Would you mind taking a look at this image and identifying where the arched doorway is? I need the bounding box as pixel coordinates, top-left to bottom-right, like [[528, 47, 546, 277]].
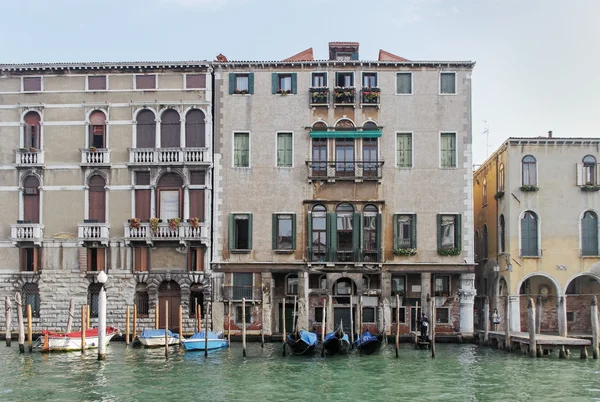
[[518, 274, 560, 333], [158, 280, 181, 330], [565, 274, 600, 334]]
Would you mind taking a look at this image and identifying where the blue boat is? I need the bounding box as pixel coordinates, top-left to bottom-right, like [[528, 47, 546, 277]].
[[353, 331, 384, 355], [180, 331, 228, 351], [322, 325, 351, 355], [136, 329, 180, 348], [286, 330, 318, 355]]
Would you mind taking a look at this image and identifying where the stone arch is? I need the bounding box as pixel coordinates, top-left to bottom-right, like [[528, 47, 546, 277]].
[[133, 107, 158, 121], [84, 168, 109, 187], [19, 170, 43, 188], [311, 120, 328, 129], [516, 272, 561, 296], [564, 272, 600, 295], [151, 168, 186, 187], [334, 117, 355, 129], [517, 272, 561, 334]]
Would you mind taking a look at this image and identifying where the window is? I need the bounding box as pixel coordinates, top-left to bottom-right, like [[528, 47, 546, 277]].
[[88, 76, 107, 91], [334, 278, 354, 295], [396, 72, 412, 94], [582, 211, 599, 256], [233, 132, 250, 167], [312, 72, 327, 87], [87, 248, 106, 272], [188, 247, 205, 271], [434, 276, 450, 296], [440, 133, 456, 168], [436, 308, 450, 324], [273, 214, 295, 250], [136, 110, 156, 148], [286, 274, 298, 295], [135, 285, 149, 317], [89, 111, 106, 148], [391, 275, 406, 295], [392, 307, 406, 323], [311, 138, 327, 177], [232, 273, 254, 300], [23, 77, 42, 92], [88, 283, 102, 318], [583, 155, 597, 185], [499, 214, 506, 253], [567, 312, 575, 323], [499, 163, 505, 191], [482, 178, 487, 206], [522, 155, 537, 186], [229, 73, 254, 94], [363, 138, 378, 177], [394, 214, 417, 249], [19, 248, 40, 272], [185, 109, 206, 148], [483, 224, 488, 260], [438, 214, 461, 250], [440, 72, 456, 94], [310, 205, 327, 261], [309, 274, 326, 290], [186, 74, 206, 89], [335, 72, 354, 87], [336, 53, 352, 61], [521, 211, 539, 256], [189, 284, 204, 317], [23, 111, 41, 149], [133, 247, 149, 272], [314, 307, 323, 323], [363, 205, 379, 259], [157, 173, 183, 220], [335, 139, 355, 176], [23, 175, 40, 224], [21, 284, 40, 318], [362, 72, 377, 88], [89, 175, 106, 223], [136, 75, 156, 90], [277, 132, 293, 167], [396, 133, 412, 168], [362, 307, 376, 323], [272, 73, 296, 94], [235, 305, 252, 324], [160, 109, 181, 148], [230, 214, 252, 251], [336, 203, 355, 261]]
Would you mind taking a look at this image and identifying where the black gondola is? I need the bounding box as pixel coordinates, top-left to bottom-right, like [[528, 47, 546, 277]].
[[285, 329, 318, 355], [322, 324, 351, 355], [353, 331, 385, 355]]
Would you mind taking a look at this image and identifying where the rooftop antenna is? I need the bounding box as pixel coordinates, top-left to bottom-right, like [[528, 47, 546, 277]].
[[482, 121, 490, 158]]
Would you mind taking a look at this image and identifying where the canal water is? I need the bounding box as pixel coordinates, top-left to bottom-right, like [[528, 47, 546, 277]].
[[1, 342, 599, 401]]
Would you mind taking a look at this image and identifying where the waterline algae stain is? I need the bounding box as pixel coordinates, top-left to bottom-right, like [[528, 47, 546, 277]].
[[1, 343, 599, 401]]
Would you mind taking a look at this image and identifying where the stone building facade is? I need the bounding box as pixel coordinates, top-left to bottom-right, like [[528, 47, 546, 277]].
[[473, 135, 600, 334], [212, 42, 477, 338], [0, 62, 214, 334]]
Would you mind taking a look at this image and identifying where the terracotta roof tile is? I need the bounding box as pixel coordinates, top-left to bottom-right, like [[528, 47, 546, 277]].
[[282, 48, 314, 62]]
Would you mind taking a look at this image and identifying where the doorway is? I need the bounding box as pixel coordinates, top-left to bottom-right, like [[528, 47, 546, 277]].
[[158, 280, 181, 331], [278, 302, 295, 333]]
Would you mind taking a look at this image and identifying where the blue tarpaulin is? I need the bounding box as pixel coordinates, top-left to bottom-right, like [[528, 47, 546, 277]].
[[139, 329, 179, 339]]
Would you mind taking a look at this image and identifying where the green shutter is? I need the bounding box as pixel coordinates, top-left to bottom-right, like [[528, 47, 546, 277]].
[[272, 214, 278, 250], [353, 212, 360, 254], [456, 214, 462, 250], [327, 213, 337, 261], [323, 72, 328, 86], [412, 214, 418, 249], [229, 73, 235, 94], [292, 214, 297, 250], [291, 73, 297, 94], [335, 72, 340, 87], [248, 73, 254, 94], [272, 73, 278, 94], [307, 212, 312, 258], [376, 213, 382, 254], [351, 52, 359, 60], [450, 134, 456, 167], [248, 213, 253, 250], [437, 214, 442, 250], [228, 214, 234, 250], [393, 214, 398, 250]]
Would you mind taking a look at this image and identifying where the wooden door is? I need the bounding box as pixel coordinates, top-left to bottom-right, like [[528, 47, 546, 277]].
[[333, 307, 353, 333], [89, 176, 106, 223], [158, 281, 181, 331], [279, 303, 295, 333]]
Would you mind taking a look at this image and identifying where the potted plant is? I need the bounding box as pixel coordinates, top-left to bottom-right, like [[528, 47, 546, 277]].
[[362, 87, 380, 103], [333, 87, 355, 103], [128, 218, 141, 229], [188, 217, 200, 228], [438, 247, 461, 256], [276, 89, 292, 95], [28, 147, 37, 152], [168, 217, 181, 231], [89, 146, 97, 152], [234, 89, 249, 95], [520, 185, 539, 192], [149, 217, 160, 234], [581, 185, 600, 192], [393, 248, 418, 256]]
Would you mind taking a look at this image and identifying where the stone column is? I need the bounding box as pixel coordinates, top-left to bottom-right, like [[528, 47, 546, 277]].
[[110, 242, 118, 271], [150, 186, 156, 218], [261, 272, 273, 335], [509, 295, 521, 332], [557, 296, 567, 337], [297, 271, 309, 331], [459, 273, 476, 336], [211, 272, 225, 332], [381, 272, 392, 335], [183, 186, 190, 220], [420, 273, 431, 309]]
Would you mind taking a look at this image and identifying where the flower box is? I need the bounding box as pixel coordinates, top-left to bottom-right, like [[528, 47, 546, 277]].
[[520, 185, 539, 192], [128, 218, 141, 229], [188, 217, 200, 228], [233, 89, 249, 95], [393, 248, 418, 256], [438, 248, 461, 256], [581, 185, 600, 192]]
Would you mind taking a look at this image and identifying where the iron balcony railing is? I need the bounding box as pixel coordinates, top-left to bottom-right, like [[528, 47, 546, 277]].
[[309, 87, 329, 105], [223, 286, 262, 301], [333, 87, 356, 105], [306, 160, 383, 180], [307, 247, 382, 264], [361, 88, 381, 105]]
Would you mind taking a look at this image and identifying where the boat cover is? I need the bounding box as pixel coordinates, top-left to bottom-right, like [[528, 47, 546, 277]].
[[324, 332, 350, 343], [354, 331, 377, 346], [189, 331, 221, 339], [299, 330, 318, 346], [139, 329, 179, 338]]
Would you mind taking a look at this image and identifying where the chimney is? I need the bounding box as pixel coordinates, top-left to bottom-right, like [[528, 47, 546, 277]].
[[548, 130, 553, 138]]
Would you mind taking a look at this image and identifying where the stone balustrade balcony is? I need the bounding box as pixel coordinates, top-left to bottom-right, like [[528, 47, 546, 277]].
[[11, 223, 44, 246], [78, 222, 110, 246], [80, 148, 111, 166], [124, 221, 208, 245], [14, 149, 44, 168], [128, 147, 211, 166]]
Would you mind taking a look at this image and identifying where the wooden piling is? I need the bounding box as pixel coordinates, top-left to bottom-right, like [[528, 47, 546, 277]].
[[228, 299, 232, 348], [87, 305, 91, 330], [16, 293, 24, 353], [483, 296, 490, 345], [66, 298, 75, 334], [133, 304, 137, 343], [205, 302, 209, 357], [504, 296, 511, 351], [26, 304, 32, 352], [242, 298, 247, 357], [164, 300, 169, 358], [349, 297, 354, 347], [359, 296, 363, 354], [395, 295, 400, 358], [414, 301, 419, 348], [5, 296, 12, 347], [321, 298, 326, 357], [81, 305, 86, 354], [559, 345, 567, 359], [527, 298, 536, 358], [155, 302, 159, 330], [580, 346, 588, 359], [536, 296, 542, 335], [292, 295, 298, 334], [592, 296, 599, 359], [431, 297, 436, 359], [282, 297, 286, 356], [178, 305, 183, 343], [261, 301, 265, 349], [125, 305, 130, 346], [559, 296, 567, 337], [195, 298, 200, 333]]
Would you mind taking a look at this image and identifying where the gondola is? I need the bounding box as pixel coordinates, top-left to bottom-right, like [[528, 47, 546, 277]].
[[286, 329, 318, 355], [353, 330, 385, 355], [322, 324, 351, 355]]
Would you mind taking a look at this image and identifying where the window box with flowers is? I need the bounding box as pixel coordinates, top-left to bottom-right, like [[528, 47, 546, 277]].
[[168, 218, 181, 231], [581, 185, 600, 192], [361, 87, 380, 104], [438, 248, 461, 256], [149, 218, 160, 234], [276, 89, 292, 95], [89, 146, 97, 152], [394, 248, 418, 256], [520, 185, 539, 192], [188, 217, 200, 228], [310, 88, 329, 105], [128, 218, 141, 229], [233, 89, 249, 95], [333, 87, 356, 104]]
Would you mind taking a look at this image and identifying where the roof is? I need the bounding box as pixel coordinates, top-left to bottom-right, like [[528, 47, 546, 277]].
[[282, 48, 314, 62], [378, 49, 409, 62], [0, 60, 210, 72], [329, 42, 359, 46], [212, 60, 475, 68]]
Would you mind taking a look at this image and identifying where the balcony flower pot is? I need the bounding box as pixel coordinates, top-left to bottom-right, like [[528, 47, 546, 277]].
[[438, 247, 461, 256], [128, 218, 141, 229], [581, 185, 600, 192], [28, 147, 37, 152], [89, 146, 97, 153], [520, 185, 539, 192], [393, 248, 418, 256], [188, 217, 200, 228], [149, 218, 160, 234], [168, 218, 181, 231]]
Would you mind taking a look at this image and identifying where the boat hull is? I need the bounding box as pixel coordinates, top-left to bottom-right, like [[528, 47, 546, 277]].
[[37, 329, 119, 352], [285, 340, 316, 356], [181, 338, 228, 351], [323, 338, 351, 355], [138, 336, 179, 348]]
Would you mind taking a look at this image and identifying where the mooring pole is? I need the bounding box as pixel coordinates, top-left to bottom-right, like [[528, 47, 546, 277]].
[[483, 296, 490, 345], [282, 297, 286, 356], [205, 302, 210, 357], [178, 305, 183, 343], [504, 296, 511, 351], [359, 296, 363, 355], [242, 298, 247, 357], [292, 295, 298, 334], [5, 296, 12, 347], [164, 300, 169, 358], [592, 296, 599, 359], [26, 304, 32, 352], [536, 296, 542, 335], [414, 301, 419, 348], [87, 304, 91, 330], [431, 297, 436, 358], [321, 298, 326, 357], [133, 304, 137, 344], [261, 300, 265, 349], [125, 305, 130, 346], [349, 296, 354, 348], [395, 294, 400, 358], [97, 271, 108, 361], [527, 298, 536, 358], [66, 298, 75, 334], [81, 305, 86, 354], [155, 301, 159, 330], [227, 299, 232, 348], [16, 293, 24, 353], [195, 298, 200, 333]]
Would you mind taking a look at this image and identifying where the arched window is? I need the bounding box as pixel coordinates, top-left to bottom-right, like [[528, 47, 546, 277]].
[[335, 119, 355, 130], [333, 278, 355, 295], [24, 111, 41, 149], [21, 283, 40, 318], [157, 173, 183, 220], [286, 274, 298, 295], [583, 155, 597, 185], [483, 224, 488, 259], [582, 211, 599, 256], [522, 155, 537, 186], [310, 205, 327, 261], [189, 283, 204, 318], [499, 214, 506, 253], [89, 110, 106, 148], [135, 284, 149, 317], [23, 175, 40, 223], [160, 109, 180, 148], [521, 211, 539, 256], [88, 283, 103, 318], [312, 121, 327, 130], [136, 110, 156, 148], [482, 178, 487, 205], [499, 163, 505, 191], [336, 203, 355, 261], [363, 205, 379, 261], [88, 175, 106, 223], [185, 109, 206, 148]]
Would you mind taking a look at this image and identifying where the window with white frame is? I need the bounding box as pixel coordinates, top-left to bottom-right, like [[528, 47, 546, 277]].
[[23, 77, 42, 92], [136, 75, 156, 90], [233, 132, 250, 167], [440, 72, 456, 94], [335, 72, 354, 87], [522, 155, 537, 186], [235, 74, 249, 93], [397, 133, 412, 168], [395, 214, 416, 249], [434, 276, 450, 296], [440, 133, 456, 168], [286, 274, 298, 295], [583, 155, 597, 185], [277, 132, 293, 167], [439, 214, 460, 250], [362, 72, 377, 88], [396, 72, 412, 94], [312, 72, 327, 87]]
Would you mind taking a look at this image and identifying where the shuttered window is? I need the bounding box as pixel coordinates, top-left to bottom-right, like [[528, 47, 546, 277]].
[[440, 133, 456, 168], [87, 248, 106, 272], [272, 73, 297, 94], [136, 75, 156, 90], [440, 72, 456, 94], [20, 248, 40, 272], [522, 155, 537, 186], [188, 247, 205, 271], [23, 77, 42, 92], [186, 74, 206, 89], [272, 214, 296, 250], [23, 175, 40, 224], [521, 211, 539, 256], [189, 189, 205, 222], [396, 73, 412, 94], [160, 109, 180, 148], [24, 111, 41, 149], [135, 190, 151, 221], [88, 76, 107, 91], [582, 211, 599, 256], [134, 247, 149, 272], [277, 132, 293, 167], [233, 133, 250, 167], [136, 110, 156, 148], [394, 214, 417, 249], [88, 175, 106, 223], [229, 73, 254, 94], [229, 214, 252, 251], [437, 214, 461, 250], [396, 133, 412, 168], [185, 109, 206, 148]]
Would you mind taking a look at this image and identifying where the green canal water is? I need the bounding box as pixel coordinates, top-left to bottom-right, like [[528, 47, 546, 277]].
[[1, 342, 599, 401]]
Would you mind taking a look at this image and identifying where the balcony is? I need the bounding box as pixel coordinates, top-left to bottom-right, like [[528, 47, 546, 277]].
[[307, 247, 382, 264], [306, 161, 384, 181], [360, 88, 380, 107], [128, 147, 211, 166], [333, 87, 356, 107], [309, 87, 329, 107], [14, 149, 44, 168], [78, 222, 110, 246], [223, 286, 262, 301], [80, 148, 111, 166], [11, 223, 44, 246], [123, 221, 208, 245]]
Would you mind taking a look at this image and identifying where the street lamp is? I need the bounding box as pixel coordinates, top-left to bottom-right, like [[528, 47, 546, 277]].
[[97, 270, 107, 361]]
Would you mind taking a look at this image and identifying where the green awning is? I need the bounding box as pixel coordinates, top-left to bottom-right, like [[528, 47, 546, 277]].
[[309, 130, 382, 139]]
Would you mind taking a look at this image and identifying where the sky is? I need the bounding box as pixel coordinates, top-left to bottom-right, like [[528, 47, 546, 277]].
[[1, 0, 599, 165]]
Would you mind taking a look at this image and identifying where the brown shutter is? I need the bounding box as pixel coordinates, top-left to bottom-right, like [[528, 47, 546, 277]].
[[135, 190, 151, 221], [79, 248, 88, 273], [23, 176, 40, 224], [23, 77, 42, 92], [160, 109, 181, 148], [33, 248, 39, 272], [186, 74, 206, 89], [197, 248, 205, 271], [97, 248, 105, 271], [89, 176, 106, 223], [88, 76, 107, 91], [135, 247, 148, 272], [189, 189, 205, 222], [185, 110, 206, 148]]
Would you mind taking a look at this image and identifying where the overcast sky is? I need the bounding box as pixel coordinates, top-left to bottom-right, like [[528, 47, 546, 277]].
[[1, 0, 598, 165]]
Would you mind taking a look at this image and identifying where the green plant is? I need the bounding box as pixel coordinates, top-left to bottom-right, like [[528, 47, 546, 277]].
[[438, 247, 461, 256], [168, 217, 181, 231], [393, 248, 418, 256], [581, 185, 600, 192], [234, 89, 249, 95], [276, 89, 292, 95], [149, 218, 160, 233], [520, 185, 539, 192], [494, 191, 505, 199], [129, 218, 141, 229]]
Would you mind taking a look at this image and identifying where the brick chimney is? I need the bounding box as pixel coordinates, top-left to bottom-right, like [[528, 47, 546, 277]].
[[548, 130, 553, 138]]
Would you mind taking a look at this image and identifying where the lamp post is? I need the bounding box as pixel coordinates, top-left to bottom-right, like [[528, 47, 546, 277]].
[[97, 270, 108, 361]]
